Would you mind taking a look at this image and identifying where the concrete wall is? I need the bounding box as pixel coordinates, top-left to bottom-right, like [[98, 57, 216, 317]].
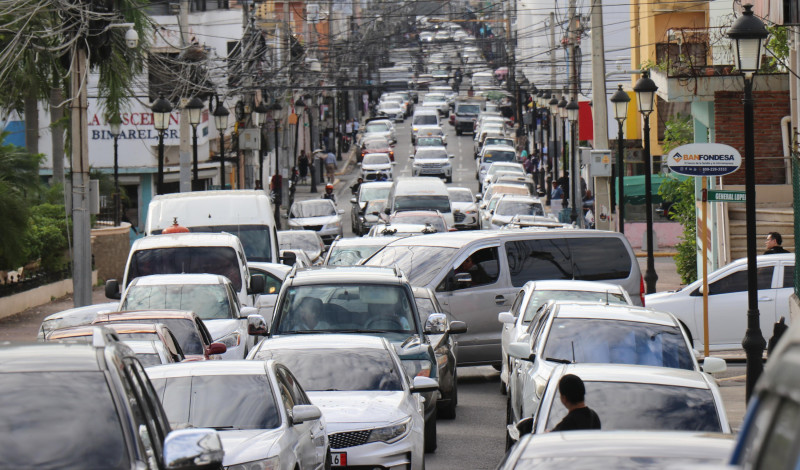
[[91, 223, 131, 282], [0, 271, 98, 321]]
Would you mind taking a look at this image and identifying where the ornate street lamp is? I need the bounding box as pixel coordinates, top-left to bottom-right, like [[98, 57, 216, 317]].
[[186, 96, 204, 190], [108, 115, 122, 226], [212, 98, 230, 189], [253, 101, 269, 188], [566, 98, 580, 226], [727, 3, 769, 400], [557, 96, 568, 184], [151, 95, 173, 195], [610, 84, 631, 234], [633, 70, 659, 294]]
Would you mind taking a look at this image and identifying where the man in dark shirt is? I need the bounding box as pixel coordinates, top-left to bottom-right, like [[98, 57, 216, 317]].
[[551, 374, 601, 432], [764, 232, 790, 255]]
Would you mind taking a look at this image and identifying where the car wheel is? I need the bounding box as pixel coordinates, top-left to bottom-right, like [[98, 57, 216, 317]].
[[445, 175, 452, 183], [492, 362, 502, 372], [424, 415, 437, 453], [505, 398, 515, 451], [437, 368, 457, 419]]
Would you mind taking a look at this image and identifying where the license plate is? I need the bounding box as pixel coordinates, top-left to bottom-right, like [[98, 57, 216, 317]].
[[332, 452, 347, 467]]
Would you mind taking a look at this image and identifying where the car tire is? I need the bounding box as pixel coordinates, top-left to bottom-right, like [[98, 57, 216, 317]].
[[446, 175, 452, 183], [505, 398, 515, 451], [500, 376, 507, 395], [424, 415, 437, 453], [437, 371, 457, 419]]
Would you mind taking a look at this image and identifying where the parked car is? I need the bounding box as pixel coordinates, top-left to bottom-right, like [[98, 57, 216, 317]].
[[360, 152, 395, 181], [447, 187, 480, 230], [0, 332, 224, 469], [500, 431, 734, 470], [351, 181, 393, 235], [248, 335, 437, 469], [279, 229, 326, 264], [147, 360, 329, 469], [505, 302, 726, 445], [497, 280, 633, 393], [645, 253, 794, 350], [287, 199, 345, 245]]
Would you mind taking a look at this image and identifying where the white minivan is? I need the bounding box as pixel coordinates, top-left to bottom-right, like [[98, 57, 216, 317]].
[[145, 190, 281, 264], [386, 177, 455, 228]]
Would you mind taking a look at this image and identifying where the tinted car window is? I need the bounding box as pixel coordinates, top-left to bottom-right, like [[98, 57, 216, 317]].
[[546, 382, 721, 432], [0, 371, 130, 469], [568, 238, 632, 281], [359, 186, 392, 203], [129, 246, 242, 291], [541, 318, 695, 370], [393, 195, 451, 213], [167, 225, 273, 262], [783, 265, 795, 288], [709, 266, 774, 295], [254, 349, 404, 391], [366, 245, 459, 286], [414, 115, 438, 126], [122, 284, 232, 320], [152, 375, 281, 430], [482, 151, 515, 163]]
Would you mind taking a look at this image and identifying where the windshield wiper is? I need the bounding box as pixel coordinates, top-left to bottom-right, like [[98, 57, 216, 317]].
[[329, 329, 404, 334], [211, 426, 241, 430], [545, 357, 573, 364]]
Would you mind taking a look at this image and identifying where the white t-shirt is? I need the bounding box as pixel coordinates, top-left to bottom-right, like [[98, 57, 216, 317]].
[[345, 121, 353, 134]]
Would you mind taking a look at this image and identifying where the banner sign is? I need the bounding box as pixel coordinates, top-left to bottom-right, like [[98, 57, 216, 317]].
[[666, 143, 741, 177]]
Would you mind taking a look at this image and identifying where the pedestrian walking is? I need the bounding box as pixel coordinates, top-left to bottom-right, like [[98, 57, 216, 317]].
[[549, 374, 601, 432], [352, 119, 359, 143], [550, 180, 563, 200], [764, 232, 790, 254], [298, 149, 309, 184], [325, 149, 337, 183]]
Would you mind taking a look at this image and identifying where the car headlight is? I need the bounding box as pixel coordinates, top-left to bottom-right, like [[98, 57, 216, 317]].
[[227, 456, 279, 470], [216, 331, 241, 348], [366, 417, 412, 444], [402, 359, 432, 378], [465, 210, 478, 215]]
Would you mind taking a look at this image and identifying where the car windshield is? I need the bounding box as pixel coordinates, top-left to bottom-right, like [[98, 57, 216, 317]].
[[496, 201, 544, 217], [152, 375, 281, 430], [365, 245, 458, 286], [457, 104, 481, 114], [448, 190, 473, 203], [522, 290, 628, 321], [278, 231, 322, 257], [291, 201, 336, 218], [485, 138, 514, 147], [483, 150, 516, 163], [545, 381, 721, 432], [159, 225, 274, 262], [416, 137, 444, 146], [0, 371, 130, 469], [390, 213, 446, 232], [99, 318, 204, 356], [363, 154, 391, 165], [393, 195, 451, 213], [414, 115, 438, 126], [121, 284, 232, 320], [541, 318, 695, 370], [253, 349, 404, 391], [488, 165, 522, 176], [364, 140, 389, 150], [275, 284, 417, 334], [359, 186, 391, 203], [366, 123, 390, 133], [327, 245, 386, 266], [128, 246, 242, 291], [415, 148, 447, 160]]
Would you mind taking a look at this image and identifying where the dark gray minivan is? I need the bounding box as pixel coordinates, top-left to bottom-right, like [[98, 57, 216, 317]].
[[365, 230, 642, 366]]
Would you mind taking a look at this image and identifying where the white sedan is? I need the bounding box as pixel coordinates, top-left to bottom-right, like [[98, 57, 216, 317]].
[[497, 280, 633, 392], [287, 199, 345, 245], [147, 360, 330, 470], [645, 253, 794, 351], [447, 187, 480, 230], [249, 334, 437, 470], [483, 195, 545, 229]]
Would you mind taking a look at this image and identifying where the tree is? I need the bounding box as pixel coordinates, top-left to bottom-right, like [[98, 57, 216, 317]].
[[0, 135, 43, 269]]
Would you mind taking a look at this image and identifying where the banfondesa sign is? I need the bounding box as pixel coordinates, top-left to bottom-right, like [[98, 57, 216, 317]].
[[666, 143, 742, 177]]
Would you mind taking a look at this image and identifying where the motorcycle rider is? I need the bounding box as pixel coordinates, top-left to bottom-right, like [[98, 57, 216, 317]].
[[322, 183, 336, 203]]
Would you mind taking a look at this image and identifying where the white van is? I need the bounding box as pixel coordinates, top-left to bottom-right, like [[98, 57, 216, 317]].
[[105, 232, 264, 308], [410, 109, 441, 144], [386, 177, 454, 228], [145, 190, 280, 264]]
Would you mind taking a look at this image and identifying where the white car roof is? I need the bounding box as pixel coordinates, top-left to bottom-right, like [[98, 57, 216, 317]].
[[147, 360, 269, 378], [551, 302, 676, 326], [557, 363, 712, 389], [483, 145, 516, 152], [132, 232, 244, 250], [130, 273, 226, 286], [255, 334, 389, 352], [527, 279, 628, 293]]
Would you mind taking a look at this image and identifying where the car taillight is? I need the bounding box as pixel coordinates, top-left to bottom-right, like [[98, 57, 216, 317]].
[[640, 275, 645, 306]]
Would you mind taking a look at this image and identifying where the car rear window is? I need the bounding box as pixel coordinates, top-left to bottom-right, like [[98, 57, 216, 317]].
[[505, 237, 632, 287], [129, 246, 242, 291]]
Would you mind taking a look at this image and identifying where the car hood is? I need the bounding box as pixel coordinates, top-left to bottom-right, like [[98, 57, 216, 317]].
[[289, 215, 340, 226], [219, 428, 282, 466], [204, 318, 243, 341], [362, 163, 392, 171], [414, 158, 449, 165], [451, 202, 476, 211], [307, 391, 408, 428]]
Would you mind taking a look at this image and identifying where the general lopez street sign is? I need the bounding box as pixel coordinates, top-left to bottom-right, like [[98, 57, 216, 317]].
[[666, 143, 742, 177]]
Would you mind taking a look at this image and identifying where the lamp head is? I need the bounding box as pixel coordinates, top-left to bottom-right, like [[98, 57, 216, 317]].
[[633, 71, 658, 115], [151, 95, 173, 131], [726, 4, 769, 76], [609, 84, 631, 122]]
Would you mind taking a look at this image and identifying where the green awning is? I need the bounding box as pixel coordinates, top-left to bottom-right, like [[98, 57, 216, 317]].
[[615, 174, 689, 205]]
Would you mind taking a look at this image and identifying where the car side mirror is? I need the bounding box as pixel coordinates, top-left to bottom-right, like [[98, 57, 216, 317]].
[[350, 197, 357, 204], [247, 314, 268, 336], [455, 273, 472, 285], [508, 341, 532, 360], [281, 251, 297, 266], [424, 313, 448, 334], [248, 274, 265, 295], [105, 279, 121, 300], [206, 342, 227, 356], [448, 320, 467, 334], [384, 208, 391, 215], [702, 356, 727, 374], [498, 311, 516, 324], [239, 306, 258, 319], [411, 376, 439, 393], [409, 155, 414, 159], [449, 154, 455, 159], [291, 404, 322, 424], [163, 428, 224, 469]]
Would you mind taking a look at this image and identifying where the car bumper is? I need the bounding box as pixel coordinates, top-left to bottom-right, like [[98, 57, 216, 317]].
[[331, 434, 423, 470], [412, 167, 452, 178]]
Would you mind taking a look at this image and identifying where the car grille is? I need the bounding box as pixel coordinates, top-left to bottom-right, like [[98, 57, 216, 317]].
[[330, 430, 371, 449], [420, 163, 443, 168], [304, 225, 323, 231], [454, 212, 466, 222]]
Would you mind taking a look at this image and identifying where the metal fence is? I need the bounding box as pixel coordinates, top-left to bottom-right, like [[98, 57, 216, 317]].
[[0, 266, 72, 298]]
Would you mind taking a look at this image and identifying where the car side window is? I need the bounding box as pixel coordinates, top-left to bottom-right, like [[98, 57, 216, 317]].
[[708, 266, 774, 295], [447, 247, 500, 291], [510, 290, 525, 317], [122, 359, 164, 467], [505, 239, 571, 287], [274, 368, 297, 414], [196, 319, 213, 346], [755, 397, 800, 469], [278, 365, 312, 406], [783, 265, 795, 289]]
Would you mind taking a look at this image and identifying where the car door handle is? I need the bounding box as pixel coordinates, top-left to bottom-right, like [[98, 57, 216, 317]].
[[495, 295, 505, 305], [758, 297, 774, 302]]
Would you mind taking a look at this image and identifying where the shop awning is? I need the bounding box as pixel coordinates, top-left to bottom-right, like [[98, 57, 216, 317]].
[[616, 174, 689, 205]]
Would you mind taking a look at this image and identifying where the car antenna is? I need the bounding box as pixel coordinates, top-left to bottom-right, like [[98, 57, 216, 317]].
[[605, 291, 610, 305], [571, 341, 576, 364]]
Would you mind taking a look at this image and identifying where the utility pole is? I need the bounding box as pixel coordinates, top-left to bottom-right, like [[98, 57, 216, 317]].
[[178, 0, 192, 192], [590, 0, 613, 230], [70, 47, 92, 307], [568, 0, 582, 228], [549, 12, 557, 184]]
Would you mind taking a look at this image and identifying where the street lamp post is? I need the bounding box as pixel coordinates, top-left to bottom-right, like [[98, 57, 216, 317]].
[[108, 115, 121, 226], [212, 98, 230, 189], [610, 84, 631, 234], [151, 95, 173, 195], [727, 3, 769, 400], [633, 70, 659, 294], [293, 97, 306, 187], [269, 102, 283, 177], [566, 98, 580, 226], [253, 101, 269, 188], [557, 96, 568, 177], [186, 96, 204, 190], [549, 93, 559, 184]]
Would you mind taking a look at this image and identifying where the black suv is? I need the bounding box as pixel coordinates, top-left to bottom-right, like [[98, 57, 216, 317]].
[[0, 328, 224, 469]]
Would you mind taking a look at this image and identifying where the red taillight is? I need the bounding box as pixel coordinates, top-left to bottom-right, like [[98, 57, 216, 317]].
[[640, 275, 645, 306]]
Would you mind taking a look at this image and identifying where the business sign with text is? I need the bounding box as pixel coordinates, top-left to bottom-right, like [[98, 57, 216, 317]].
[[666, 143, 741, 177]]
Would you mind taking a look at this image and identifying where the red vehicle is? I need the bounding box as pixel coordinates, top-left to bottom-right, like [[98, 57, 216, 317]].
[[360, 137, 394, 162]]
